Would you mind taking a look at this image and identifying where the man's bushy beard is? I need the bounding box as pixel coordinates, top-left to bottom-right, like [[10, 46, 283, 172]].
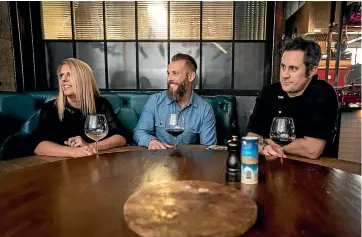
[[166, 79, 188, 101]]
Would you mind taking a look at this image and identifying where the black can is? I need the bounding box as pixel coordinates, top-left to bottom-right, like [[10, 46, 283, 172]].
[[226, 135, 241, 182]]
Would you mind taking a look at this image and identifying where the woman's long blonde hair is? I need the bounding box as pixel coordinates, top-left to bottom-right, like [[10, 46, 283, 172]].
[[56, 58, 100, 121]]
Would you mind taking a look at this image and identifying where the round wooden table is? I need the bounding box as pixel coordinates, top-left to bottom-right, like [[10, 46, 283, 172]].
[[0, 147, 360, 237]]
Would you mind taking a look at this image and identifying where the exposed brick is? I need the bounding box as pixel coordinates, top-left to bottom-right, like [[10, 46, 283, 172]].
[[0, 1, 15, 92]]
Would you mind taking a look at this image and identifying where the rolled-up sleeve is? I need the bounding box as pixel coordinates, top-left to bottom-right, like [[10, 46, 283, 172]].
[[133, 95, 158, 147], [200, 104, 217, 145]]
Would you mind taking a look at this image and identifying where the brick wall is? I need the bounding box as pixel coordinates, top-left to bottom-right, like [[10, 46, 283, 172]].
[[272, 1, 285, 83], [0, 1, 15, 91]]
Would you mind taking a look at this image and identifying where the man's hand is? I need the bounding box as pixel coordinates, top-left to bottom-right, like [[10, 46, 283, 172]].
[[148, 139, 175, 150], [262, 139, 287, 158], [65, 136, 88, 147], [70, 146, 97, 158]]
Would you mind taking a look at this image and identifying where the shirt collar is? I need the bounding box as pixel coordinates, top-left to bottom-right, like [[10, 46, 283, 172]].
[[165, 91, 198, 108]]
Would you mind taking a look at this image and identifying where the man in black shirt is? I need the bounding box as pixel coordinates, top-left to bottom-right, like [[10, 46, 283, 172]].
[[247, 37, 339, 159]]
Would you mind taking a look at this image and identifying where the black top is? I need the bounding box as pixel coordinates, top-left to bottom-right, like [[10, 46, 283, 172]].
[[32, 96, 124, 147], [247, 76, 339, 145]]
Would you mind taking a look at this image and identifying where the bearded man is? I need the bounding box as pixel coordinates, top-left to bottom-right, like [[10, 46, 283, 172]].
[[134, 53, 217, 149]]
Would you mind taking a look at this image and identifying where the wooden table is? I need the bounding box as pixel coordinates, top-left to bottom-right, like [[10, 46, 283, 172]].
[[1, 146, 360, 175], [0, 147, 361, 237]]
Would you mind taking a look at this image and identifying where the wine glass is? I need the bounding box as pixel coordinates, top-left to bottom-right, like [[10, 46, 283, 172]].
[[84, 114, 109, 158], [269, 116, 296, 147], [165, 113, 185, 149]]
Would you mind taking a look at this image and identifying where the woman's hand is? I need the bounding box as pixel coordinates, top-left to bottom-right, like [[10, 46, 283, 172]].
[[70, 146, 97, 158], [65, 136, 88, 147]]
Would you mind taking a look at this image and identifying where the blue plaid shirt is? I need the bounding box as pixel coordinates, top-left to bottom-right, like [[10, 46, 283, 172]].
[[134, 91, 217, 147]]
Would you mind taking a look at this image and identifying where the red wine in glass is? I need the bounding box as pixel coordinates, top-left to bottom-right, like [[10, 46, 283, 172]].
[[269, 116, 296, 147], [165, 113, 185, 148], [166, 128, 184, 137], [270, 136, 294, 146]]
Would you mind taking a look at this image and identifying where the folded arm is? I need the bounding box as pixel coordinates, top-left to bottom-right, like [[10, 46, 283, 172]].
[[282, 136, 326, 159], [35, 141, 73, 157], [34, 141, 94, 157], [35, 134, 126, 157], [285, 87, 338, 159], [94, 134, 126, 150], [247, 132, 326, 159]]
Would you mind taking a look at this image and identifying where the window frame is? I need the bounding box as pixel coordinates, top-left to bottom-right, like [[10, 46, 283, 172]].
[[9, 1, 275, 95]]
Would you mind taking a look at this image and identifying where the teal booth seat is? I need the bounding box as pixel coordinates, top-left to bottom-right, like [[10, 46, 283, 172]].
[[0, 91, 238, 159]]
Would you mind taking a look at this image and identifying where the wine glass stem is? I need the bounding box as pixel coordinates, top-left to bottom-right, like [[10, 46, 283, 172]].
[[174, 136, 177, 149], [96, 141, 99, 158]]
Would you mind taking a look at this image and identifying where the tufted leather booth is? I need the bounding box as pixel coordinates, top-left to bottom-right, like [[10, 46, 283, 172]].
[[0, 91, 238, 159]]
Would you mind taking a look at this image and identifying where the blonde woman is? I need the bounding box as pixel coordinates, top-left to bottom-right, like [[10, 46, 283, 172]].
[[33, 58, 126, 158]]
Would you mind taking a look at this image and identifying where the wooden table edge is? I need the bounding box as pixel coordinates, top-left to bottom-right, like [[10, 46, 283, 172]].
[[0, 145, 360, 175]]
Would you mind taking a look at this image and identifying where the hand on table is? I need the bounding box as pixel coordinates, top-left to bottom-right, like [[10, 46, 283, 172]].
[[65, 136, 88, 148], [262, 139, 287, 159], [65, 136, 97, 157], [70, 146, 97, 158], [148, 139, 175, 150]]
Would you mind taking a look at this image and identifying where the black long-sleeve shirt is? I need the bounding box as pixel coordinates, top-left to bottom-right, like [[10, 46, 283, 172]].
[[32, 96, 125, 147]]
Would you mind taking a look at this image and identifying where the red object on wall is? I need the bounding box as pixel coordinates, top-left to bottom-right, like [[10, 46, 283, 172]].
[[344, 2, 361, 26], [335, 84, 361, 108], [317, 66, 351, 87]]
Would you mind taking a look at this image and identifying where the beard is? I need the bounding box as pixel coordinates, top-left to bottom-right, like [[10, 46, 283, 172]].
[[166, 79, 188, 102]]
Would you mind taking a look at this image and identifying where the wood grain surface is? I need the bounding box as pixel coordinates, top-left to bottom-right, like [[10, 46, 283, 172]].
[[0, 148, 360, 237], [124, 180, 257, 237], [1, 145, 360, 175]]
